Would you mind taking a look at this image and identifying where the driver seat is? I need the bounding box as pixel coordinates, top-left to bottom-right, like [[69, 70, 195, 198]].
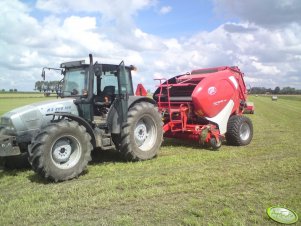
[[95, 85, 115, 105], [102, 86, 115, 102]]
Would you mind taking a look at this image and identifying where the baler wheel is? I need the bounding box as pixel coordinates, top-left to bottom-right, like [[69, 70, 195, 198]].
[[28, 120, 92, 182], [210, 137, 222, 150], [119, 102, 163, 161], [226, 115, 253, 146]]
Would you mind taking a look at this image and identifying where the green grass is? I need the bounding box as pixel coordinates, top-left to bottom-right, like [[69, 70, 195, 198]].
[[0, 92, 48, 98], [0, 95, 300, 225], [0, 93, 55, 115]]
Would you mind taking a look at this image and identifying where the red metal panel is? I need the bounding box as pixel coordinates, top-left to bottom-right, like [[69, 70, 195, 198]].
[[135, 83, 147, 96], [192, 70, 237, 117]]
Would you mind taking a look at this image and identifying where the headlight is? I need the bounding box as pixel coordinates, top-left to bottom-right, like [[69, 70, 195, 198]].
[[0, 117, 15, 132], [1, 117, 10, 125]]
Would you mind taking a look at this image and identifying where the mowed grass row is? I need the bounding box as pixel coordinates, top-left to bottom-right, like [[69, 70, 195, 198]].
[[0, 95, 300, 225]]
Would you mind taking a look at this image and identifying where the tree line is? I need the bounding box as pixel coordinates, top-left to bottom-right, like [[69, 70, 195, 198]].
[[0, 81, 63, 93], [249, 86, 301, 95], [1, 89, 18, 92], [34, 81, 63, 93]]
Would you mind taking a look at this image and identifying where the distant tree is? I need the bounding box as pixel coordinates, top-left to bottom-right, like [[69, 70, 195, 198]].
[[9, 89, 13, 92], [35, 80, 61, 94], [1, 89, 5, 92], [251, 87, 267, 94], [274, 86, 280, 94], [13, 89, 17, 92], [248, 86, 301, 95], [266, 88, 272, 94], [281, 87, 295, 94], [35, 81, 42, 92]]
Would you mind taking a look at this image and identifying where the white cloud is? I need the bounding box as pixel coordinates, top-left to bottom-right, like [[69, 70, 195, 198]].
[[213, 0, 301, 27], [36, 0, 155, 28], [36, 0, 154, 14], [251, 61, 280, 75], [0, 0, 300, 93], [159, 6, 172, 15]]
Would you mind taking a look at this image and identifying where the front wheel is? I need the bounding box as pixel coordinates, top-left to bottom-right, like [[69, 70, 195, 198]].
[[28, 120, 93, 182], [118, 102, 163, 161], [226, 115, 253, 146]]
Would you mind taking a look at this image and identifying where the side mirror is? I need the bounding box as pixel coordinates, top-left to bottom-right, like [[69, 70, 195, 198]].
[[41, 69, 45, 80], [94, 64, 102, 77]]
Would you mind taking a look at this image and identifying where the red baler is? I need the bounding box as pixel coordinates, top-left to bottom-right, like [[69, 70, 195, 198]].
[[153, 66, 253, 149]]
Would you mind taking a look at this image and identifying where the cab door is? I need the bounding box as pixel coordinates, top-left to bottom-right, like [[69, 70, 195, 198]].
[[117, 61, 129, 124]]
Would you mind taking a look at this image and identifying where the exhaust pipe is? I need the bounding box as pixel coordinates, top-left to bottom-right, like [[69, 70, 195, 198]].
[[89, 53, 93, 65]]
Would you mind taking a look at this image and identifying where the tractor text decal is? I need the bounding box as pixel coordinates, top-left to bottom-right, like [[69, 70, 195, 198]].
[[47, 106, 72, 113]]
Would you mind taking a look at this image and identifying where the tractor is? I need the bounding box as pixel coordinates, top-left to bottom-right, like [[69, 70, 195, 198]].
[[153, 66, 253, 149], [0, 54, 163, 181]]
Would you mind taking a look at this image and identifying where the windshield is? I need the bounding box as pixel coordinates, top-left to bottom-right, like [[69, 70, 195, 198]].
[[62, 68, 88, 96]]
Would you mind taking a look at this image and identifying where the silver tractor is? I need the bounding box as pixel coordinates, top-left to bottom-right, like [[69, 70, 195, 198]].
[[0, 54, 163, 182]]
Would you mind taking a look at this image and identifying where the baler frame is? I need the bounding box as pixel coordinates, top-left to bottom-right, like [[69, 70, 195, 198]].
[[154, 66, 253, 150], [155, 78, 221, 148]]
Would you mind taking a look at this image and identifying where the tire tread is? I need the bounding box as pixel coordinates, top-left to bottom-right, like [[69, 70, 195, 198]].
[[28, 120, 92, 182]]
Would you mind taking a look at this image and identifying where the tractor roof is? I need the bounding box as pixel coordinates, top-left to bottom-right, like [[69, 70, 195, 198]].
[[60, 60, 134, 71]]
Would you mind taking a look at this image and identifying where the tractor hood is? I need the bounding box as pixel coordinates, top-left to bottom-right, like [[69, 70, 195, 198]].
[[0, 98, 78, 136]]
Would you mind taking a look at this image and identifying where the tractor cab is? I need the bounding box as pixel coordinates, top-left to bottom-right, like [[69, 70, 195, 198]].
[[60, 61, 133, 100], [47, 55, 135, 124]]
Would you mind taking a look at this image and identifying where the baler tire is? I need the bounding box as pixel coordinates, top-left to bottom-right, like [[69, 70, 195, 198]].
[[28, 120, 92, 182], [210, 137, 222, 150], [226, 115, 253, 146], [119, 102, 163, 161]]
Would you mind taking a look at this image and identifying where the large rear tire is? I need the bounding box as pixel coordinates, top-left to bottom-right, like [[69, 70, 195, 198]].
[[28, 120, 92, 182], [118, 102, 163, 161], [226, 115, 253, 146]]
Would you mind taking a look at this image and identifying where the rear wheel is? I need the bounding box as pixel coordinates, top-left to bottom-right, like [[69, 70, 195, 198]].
[[119, 102, 163, 161], [226, 115, 253, 146], [28, 120, 92, 182]]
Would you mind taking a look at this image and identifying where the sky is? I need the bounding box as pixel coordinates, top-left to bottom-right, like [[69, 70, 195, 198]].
[[0, 0, 301, 92]]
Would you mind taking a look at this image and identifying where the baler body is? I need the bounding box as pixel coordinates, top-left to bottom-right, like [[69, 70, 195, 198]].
[[153, 66, 250, 148]]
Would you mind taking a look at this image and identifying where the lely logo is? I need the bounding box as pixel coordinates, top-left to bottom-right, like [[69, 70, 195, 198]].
[[267, 207, 298, 224], [208, 86, 217, 95]]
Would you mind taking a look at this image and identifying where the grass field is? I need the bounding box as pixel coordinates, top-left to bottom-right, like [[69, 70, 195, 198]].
[[0, 93, 56, 115], [0, 94, 300, 225]]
